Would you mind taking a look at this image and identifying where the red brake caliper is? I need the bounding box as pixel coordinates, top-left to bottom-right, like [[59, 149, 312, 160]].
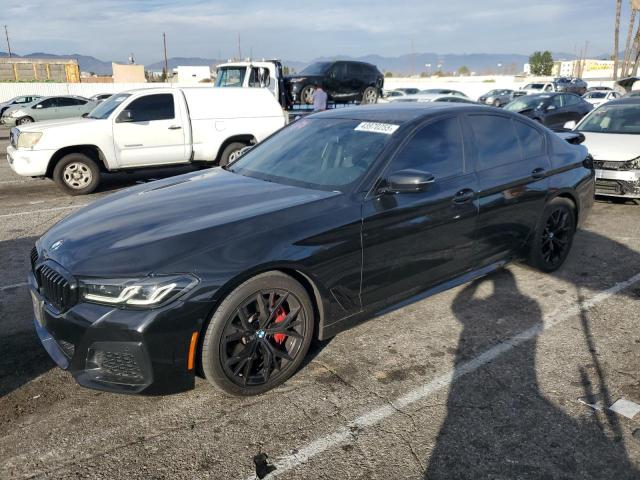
[[273, 306, 287, 345]]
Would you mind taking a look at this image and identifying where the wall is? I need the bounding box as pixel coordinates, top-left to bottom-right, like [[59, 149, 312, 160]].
[[111, 63, 146, 83]]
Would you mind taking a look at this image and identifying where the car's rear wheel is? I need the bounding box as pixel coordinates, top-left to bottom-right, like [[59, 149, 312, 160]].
[[201, 271, 314, 396], [361, 87, 378, 104], [527, 197, 576, 272], [300, 85, 315, 105], [17, 116, 33, 125], [219, 142, 248, 167], [52, 153, 101, 195]]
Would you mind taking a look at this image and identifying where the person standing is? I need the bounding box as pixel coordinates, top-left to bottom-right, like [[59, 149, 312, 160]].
[[312, 83, 328, 111]]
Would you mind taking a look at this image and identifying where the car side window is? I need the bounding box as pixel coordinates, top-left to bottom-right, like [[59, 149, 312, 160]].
[[330, 62, 347, 80], [513, 120, 545, 158], [38, 98, 58, 108], [391, 117, 464, 179], [126, 94, 175, 121], [552, 95, 563, 108], [57, 97, 76, 107], [563, 95, 579, 106], [468, 114, 522, 170]]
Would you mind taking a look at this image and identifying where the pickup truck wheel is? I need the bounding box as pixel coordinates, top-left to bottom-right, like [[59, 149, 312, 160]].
[[17, 116, 34, 125], [219, 142, 247, 167], [53, 153, 101, 195], [300, 85, 315, 105], [361, 87, 378, 104]]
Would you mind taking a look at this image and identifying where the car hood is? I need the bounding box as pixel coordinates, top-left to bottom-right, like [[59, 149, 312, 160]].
[[579, 131, 640, 161], [38, 169, 340, 276], [16, 117, 100, 132]]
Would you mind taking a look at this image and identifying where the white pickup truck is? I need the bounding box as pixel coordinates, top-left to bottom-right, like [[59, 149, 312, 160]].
[[7, 87, 287, 194]]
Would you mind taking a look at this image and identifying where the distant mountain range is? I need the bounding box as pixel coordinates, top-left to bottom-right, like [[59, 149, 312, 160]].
[[0, 51, 609, 76]]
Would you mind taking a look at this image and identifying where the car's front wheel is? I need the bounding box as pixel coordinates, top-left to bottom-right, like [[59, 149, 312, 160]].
[[300, 85, 315, 105], [52, 153, 101, 195], [201, 271, 314, 396], [361, 87, 379, 104], [219, 142, 248, 167], [527, 197, 576, 272], [17, 116, 34, 125]]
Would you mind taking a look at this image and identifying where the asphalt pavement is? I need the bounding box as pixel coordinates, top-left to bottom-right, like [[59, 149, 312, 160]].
[[0, 128, 639, 479]]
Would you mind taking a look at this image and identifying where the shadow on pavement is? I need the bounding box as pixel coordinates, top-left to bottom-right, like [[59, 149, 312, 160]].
[[424, 258, 639, 479]]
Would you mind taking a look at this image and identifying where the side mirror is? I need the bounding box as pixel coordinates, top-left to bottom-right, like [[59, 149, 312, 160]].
[[116, 109, 134, 123], [546, 105, 556, 111], [34, 104, 43, 109], [563, 120, 577, 130], [380, 169, 435, 194], [81, 112, 89, 118]]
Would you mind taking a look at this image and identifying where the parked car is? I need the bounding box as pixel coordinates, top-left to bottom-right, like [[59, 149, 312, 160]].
[[504, 93, 593, 130], [553, 77, 588, 96], [28, 103, 593, 396], [7, 87, 287, 194], [286, 60, 384, 105], [388, 93, 477, 104], [582, 90, 621, 107], [417, 88, 468, 98], [1, 95, 97, 127], [587, 86, 613, 92], [564, 97, 640, 199], [0, 95, 41, 116], [393, 88, 420, 95], [477, 89, 515, 107], [623, 90, 640, 98], [89, 93, 113, 103], [514, 82, 555, 97]]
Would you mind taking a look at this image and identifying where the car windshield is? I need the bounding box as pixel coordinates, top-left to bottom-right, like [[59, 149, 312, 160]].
[[215, 67, 246, 87], [524, 83, 544, 89], [585, 92, 606, 99], [505, 96, 547, 111], [300, 62, 332, 75], [86, 93, 131, 119], [578, 104, 640, 134], [228, 118, 395, 191]]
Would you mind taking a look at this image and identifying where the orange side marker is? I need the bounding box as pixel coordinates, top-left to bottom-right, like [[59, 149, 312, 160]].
[[187, 331, 199, 371]]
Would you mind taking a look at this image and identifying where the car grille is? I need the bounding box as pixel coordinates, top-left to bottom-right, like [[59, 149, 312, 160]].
[[58, 339, 76, 359], [30, 246, 39, 272], [96, 351, 144, 381], [595, 179, 623, 194], [593, 160, 635, 171], [36, 264, 77, 312]]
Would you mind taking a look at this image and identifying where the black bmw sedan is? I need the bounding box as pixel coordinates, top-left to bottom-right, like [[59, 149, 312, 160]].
[[504, 93, 593, 130], [29, 103, 594, 396]]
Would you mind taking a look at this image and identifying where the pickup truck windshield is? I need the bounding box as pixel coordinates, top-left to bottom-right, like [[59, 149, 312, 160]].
[[228, 118, 394, 191], [215, 67, 246, 87], [578, 104, 640, 134], [86, 93, 131, 119]]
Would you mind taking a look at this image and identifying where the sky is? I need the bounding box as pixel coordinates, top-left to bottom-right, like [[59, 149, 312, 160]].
[[2, 0, 629, 63]]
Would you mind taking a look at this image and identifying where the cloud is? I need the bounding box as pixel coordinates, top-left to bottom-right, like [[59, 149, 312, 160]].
[[2, 0, 620, 63]]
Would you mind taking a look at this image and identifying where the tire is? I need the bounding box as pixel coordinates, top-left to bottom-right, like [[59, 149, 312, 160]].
[[201, 271, 314, 396], [299, 85, 315, 105], [17, 116, 34, 125], [361, 87, 378, 104], [52, 153, 101, 195], [219, 142, 247, 167], [527, 197, 576, 273], [493, 99, 501, 107]]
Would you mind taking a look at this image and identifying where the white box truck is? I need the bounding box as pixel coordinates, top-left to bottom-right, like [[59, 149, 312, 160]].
[[7, 87, 287, 195]]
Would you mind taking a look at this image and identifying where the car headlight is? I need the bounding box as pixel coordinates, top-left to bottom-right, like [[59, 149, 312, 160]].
[[17, 131, 43, 149], [626, 157, 640, 169], [79, 274, 199, 308]]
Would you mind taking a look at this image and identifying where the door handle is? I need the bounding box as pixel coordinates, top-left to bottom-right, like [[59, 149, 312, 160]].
[[168, 125, 182, 130], [531, 167, 546, 179], [453, 188, 475, 204]]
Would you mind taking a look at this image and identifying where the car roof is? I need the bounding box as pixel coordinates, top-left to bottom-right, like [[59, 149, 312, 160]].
[[596, 97, 640, 106], [308, 103, 489, 124]]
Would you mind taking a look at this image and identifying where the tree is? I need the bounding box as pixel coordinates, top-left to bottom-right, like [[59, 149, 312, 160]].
[[529, 51, 554, 75], [614, 0, 622, 79], [384, 71, 393, 78], [457, 65, 470, 76]]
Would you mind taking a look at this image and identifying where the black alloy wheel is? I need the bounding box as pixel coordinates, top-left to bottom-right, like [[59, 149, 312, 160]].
[[202, 272, 314, 396], [528, 197, 576, 272]]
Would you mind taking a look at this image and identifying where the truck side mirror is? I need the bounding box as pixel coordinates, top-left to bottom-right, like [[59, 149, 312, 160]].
[[116, 109, 134, 123]]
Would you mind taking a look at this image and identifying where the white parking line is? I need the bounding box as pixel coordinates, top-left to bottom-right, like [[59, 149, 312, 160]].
[[0, 282, 27, 291], [0, 204, 87, 219], [252, 272, 640, 480]]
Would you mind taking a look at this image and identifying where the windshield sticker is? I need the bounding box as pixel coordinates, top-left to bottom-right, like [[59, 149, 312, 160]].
[[354, 122, 399, 135]]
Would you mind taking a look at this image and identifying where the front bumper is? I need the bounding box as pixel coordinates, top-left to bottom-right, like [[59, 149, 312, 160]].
[[2, 116, 18, 127], [7, 145, 53, 177], [595, 168, 640, 198], [29, 271, 212, 395]]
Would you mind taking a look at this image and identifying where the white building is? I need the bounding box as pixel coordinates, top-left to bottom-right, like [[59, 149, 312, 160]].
[[175, 66, 211, 84]]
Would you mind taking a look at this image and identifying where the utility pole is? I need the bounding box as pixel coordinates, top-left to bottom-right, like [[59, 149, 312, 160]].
[[163, 32, 168, 81], [4, 25, 11, 58], [237, 33, 242, 60]]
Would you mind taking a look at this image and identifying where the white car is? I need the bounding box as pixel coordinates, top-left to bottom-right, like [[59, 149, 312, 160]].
[[7, 87, 287, 195], [515, 82, 555, 96], [565, 98, 640, 199], [387, 93, 476, 104], [582, 90, 621, 107]]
